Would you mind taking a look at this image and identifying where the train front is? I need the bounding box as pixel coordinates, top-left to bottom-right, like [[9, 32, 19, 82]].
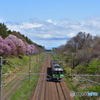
[[52, 64, 63, 81]]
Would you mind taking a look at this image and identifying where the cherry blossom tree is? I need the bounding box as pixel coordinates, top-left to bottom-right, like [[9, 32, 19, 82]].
[[0, 42, 4, 55], [24, 42, 36, 55], [4, 38, 17, 55], [2, 44, 11, 56], [30, 44, 35, 54], [0, 34, 37, 56], [7, 34, 26, 55], [0, 49, 4, 55]]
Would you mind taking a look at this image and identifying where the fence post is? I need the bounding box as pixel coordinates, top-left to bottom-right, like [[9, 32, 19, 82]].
[[0, 57, 2, 100]]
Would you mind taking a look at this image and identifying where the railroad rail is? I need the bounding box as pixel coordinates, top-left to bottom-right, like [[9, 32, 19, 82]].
[[32, 55, 48, 100], [55, 82, 67, 100], [32, 54, 73, 100], [38, 55, 48, 100]]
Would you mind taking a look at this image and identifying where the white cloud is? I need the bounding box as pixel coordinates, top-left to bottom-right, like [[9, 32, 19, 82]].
[[7, 22, 43, 31], [19, 22, 43, 29], [46, 19, 52, 23], [4, 17, 100, 49], [43, 34, 52, 38]]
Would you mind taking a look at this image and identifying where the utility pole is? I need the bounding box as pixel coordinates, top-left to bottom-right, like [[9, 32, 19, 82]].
[[39, 52, 40, 63], [36, 54, 38, 70], [71, 53, 73, 81], [62, 52, 63, 67], [0, 57, 2, 100], [29, 54, 31, 83], [71, 53, 76, 81]]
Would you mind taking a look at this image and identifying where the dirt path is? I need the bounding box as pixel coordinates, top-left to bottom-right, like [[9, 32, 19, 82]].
[[30, 53, 74, 100], [2, 57, 36, 100]]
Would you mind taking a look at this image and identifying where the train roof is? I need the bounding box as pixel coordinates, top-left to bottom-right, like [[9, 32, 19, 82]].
[[51, 60, 63, 71], [51, 60, 58, 65], [51, 60, 58, 63], [52, 64, 63, 71], [53, 64, 60, 67]]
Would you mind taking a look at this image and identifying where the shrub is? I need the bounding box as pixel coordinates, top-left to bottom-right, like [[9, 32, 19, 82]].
[[75, 65, 86, 74], [86, 60, 99, 74]]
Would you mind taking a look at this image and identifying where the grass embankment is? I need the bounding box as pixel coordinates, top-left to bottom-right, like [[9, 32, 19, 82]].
[[2, 55, 36, 97], [2, 54, 46, 100], [10, 54, 46, 100], [2, 55, 30, 82], [51, 53, 100, 100]]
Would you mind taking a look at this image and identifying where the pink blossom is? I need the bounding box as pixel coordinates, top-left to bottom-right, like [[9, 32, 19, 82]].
[[0, 43, 3, 48], [0, 36, 4, 42], [18, 39, 26, 55], [30, 44, 35, 54], [7, 34, 26, 55], [4, 38, 17, 55], [2, 44, 11, 56], [0, 49, 4, 55]]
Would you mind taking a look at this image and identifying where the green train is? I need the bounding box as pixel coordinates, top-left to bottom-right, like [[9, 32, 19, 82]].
[[51, 60, 63, 81]]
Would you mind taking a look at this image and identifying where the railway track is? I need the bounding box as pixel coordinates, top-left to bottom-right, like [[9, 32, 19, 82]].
[[55, 82, 67, 100], [38, 55, 48, 100], [32, 55, 48, 100], [32, 53, 74, 100]]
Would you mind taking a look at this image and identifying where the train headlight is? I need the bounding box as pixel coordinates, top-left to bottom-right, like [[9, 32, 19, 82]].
[[55, 68, 58, 70], [53, 74, 55, 76], [60, 75, 63, 77]]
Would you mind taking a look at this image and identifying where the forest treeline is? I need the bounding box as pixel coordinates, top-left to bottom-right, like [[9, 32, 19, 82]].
[[53, 32, 100, 75]]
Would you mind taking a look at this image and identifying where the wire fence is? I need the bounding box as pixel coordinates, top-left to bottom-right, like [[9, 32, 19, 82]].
[[0, 53, 46, 100], [1, 73, 52, 88]]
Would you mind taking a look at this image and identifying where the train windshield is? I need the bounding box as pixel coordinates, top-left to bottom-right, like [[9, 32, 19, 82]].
[[55, 66, 60, 68], [53, 71, 63, 74]]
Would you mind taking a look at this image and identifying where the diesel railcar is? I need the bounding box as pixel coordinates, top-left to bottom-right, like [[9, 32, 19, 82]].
[[51, 60, 63, 81]]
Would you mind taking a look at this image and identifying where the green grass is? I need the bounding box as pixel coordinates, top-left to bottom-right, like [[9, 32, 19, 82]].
[[2, 55, 30, 74], [50, 53, 54, 60], [10, 54, 45, 100], [2, 55, 36, 96], [10, 76, 38, 100]]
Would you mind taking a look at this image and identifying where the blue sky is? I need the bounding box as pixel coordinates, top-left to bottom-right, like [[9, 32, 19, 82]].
[[0, 0, 100, 49]]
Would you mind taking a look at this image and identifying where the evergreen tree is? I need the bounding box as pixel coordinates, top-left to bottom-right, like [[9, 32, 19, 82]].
[[0, 23, 8, 39]]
